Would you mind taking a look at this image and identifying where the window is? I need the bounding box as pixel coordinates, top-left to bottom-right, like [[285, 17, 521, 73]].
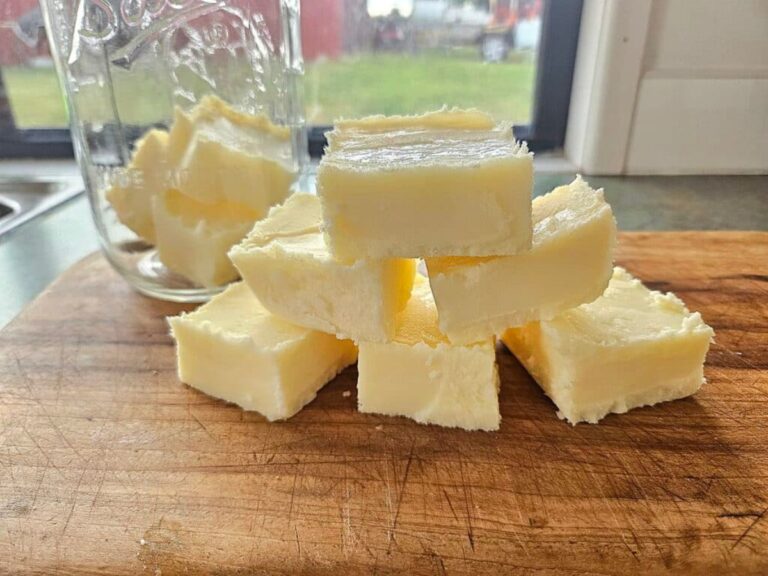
[[0, 0, 582, 158], [0, 0, 72, 157], [304, 0, 583, 155]]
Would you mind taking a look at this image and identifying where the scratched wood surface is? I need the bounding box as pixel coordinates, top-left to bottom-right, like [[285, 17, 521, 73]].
[[1, 232, 767, 575]]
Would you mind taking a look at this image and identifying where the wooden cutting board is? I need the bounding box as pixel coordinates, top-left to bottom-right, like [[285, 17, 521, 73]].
[[1, 232, 766, 575]]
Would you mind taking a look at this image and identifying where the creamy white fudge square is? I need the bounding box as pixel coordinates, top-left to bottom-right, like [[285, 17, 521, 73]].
[[427, 176, 617, 343], [169, 282, 357, 421], [317, 108, 533, 260], [229, 194, 416, 343], [358, 276, 500, 431], [502, 267, 714, 424]]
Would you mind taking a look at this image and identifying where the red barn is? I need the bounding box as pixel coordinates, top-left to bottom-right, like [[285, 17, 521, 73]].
[[301, 0, 343, 60], [0, 0, 49, 66]]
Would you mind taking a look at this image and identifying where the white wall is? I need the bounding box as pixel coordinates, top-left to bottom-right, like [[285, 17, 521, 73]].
[[566, 0, 768, 175]]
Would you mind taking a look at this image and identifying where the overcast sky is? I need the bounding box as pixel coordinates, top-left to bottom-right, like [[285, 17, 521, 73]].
[[367, 0, 415, 18]]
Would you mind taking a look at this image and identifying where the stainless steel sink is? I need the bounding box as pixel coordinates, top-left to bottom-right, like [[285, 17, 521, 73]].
[[0, 177, 84, 237]]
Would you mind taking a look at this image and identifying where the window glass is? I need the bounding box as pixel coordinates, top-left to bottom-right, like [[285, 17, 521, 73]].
[[302, 0, 542, 124], [0, 0, 542, 129], [1, 0, 68, 127]]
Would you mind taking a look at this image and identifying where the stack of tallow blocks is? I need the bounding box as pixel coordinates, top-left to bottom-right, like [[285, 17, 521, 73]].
[[107, 96, 296, 287], [169, 108, 714, 428]]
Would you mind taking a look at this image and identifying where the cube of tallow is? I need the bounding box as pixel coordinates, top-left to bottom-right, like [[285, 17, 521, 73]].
[[152, 190, 261, 288], [427, 176, 617, 344], [168, 95, 296, 215], [107, 97, 294, 246], [502, 267, 714, 425], [317, 108, 533, 261], [229, 193, 416, 343], [106, 128, 169, 244], [358, 276, 500, 431], [106, 97, 295, 288], [169, 282, 357, 421]]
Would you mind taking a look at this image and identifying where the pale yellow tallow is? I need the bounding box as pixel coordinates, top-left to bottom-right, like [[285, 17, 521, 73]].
[[106, 95, 297, 287], [105, 128, 169, 243], [152, 190, 260, 288], [169, 95, 295, 214], [427, 176, 617, 344], [169, 282, 357, 421], [502, 267, 715, 424], [357, 276, 501, 431], [229, 194, 416, 342], [317, 108, 533, 260]]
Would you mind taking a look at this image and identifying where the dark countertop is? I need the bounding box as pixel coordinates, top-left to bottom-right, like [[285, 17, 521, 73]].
[[1, 164, 766, 328], [536, 173, 768, 232]]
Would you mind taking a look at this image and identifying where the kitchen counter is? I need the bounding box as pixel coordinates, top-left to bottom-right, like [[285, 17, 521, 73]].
[[1, 161, 766, 328]]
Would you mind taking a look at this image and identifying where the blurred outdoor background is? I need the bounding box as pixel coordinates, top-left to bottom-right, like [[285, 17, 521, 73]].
[[0, 0, 542, 128]]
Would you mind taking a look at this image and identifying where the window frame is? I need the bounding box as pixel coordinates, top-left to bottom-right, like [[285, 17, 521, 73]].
[[0, 0, 583, 159], [516, 0, 584, 151]]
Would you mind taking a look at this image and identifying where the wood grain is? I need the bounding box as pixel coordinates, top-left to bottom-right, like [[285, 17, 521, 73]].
[[1, 232, 766, 575]]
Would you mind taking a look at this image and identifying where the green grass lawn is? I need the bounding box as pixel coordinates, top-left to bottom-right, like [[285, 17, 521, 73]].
[[305, 51, 535, 124], [4, 66, 69, 128], [4, 51, 535, 128]]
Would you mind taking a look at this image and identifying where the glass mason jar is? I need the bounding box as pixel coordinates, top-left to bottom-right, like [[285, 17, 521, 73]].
[[40, 0, 306, 301]]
